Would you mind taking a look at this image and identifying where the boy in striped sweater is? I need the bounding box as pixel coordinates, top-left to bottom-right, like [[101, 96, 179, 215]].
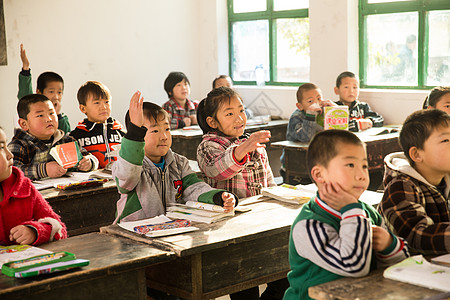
[[284, 130, 409, 300]]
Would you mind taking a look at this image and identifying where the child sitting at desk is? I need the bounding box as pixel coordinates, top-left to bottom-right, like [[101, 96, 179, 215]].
[[113, 91, 236, 223], [69, 81, 125, 169], [334, 71, 384, 132], [197, 87, 287, 300], [0, 126, 67, 246], [284, 130, 409, 300], [163, 71, 198, 130], [378, 109, 450, 255], [422, 86, 450, 114], [8, 94, 98, 181], [18, 44, 70, 133], [280, 83, 335, 184]]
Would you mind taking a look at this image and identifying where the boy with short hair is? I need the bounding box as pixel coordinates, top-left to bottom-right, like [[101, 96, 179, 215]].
[[8, 94, 98, 181], [334, 71, 384, 132], [162, 71, 198, 129], [18, 44, 70, 133], [113, 91, 236, 223], [69, 81, 125, 169], [378, 109, 450, 255], [284, 130, 408, 300]]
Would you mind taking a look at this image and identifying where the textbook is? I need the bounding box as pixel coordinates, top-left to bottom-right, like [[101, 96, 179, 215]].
[[167, 201, 235, 224], [2, 251, 89, 278], [323, 106, 349, 130], [118, 215, 199, 237], [261, 184, 315, 205], [383, 255, 450, 292], [50, 141, 83, 168], [0, 245, 51, 268]]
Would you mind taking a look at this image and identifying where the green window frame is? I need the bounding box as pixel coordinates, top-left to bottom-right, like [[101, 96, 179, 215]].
[[227, 0, 309, 86], [359, 0, 450, 89]]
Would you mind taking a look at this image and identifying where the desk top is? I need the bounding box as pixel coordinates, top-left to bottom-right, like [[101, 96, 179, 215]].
[[102, 195, 301, 257], [0, 232, 174, 295], [308, 269, 442, 300]]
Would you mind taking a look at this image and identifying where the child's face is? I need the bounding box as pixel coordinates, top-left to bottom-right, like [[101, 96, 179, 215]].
[[143, 115, 172, 163], [80, 94, 111, 123], [334, 77, 360, 105], [208, 96, 247, 138], [19, 101, 58, 140], [318, 142, 369, 200], [171, 79, 191, 102], [297, 88, 323, 111], [0, 129, 14, 182], [214, 77, 232, 89], [39, 81, 64, 114], [433, 94, 450, 115]]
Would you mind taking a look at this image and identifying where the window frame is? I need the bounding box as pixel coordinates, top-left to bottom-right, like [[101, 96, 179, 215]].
[[227, 0, 309, 86], [358, 0, 450, 89]]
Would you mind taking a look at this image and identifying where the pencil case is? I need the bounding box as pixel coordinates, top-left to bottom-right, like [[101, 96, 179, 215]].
[[1, 251, 90, 278], [55, 178, 107, 190], [134, 219, 191, 234]]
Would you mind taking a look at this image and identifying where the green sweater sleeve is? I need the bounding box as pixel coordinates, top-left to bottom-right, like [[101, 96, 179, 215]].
[[18, 72, 33, 100], [58, 113, 71, 133]]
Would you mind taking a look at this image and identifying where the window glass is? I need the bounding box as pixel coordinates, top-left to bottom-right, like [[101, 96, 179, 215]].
[[276, 18, 310, 82], [231, 20, 270, 81], [273, 0, 308, 11], [233, 0, 266, 13], [366, 12, 418, 86], [426, 10, 450, 86]]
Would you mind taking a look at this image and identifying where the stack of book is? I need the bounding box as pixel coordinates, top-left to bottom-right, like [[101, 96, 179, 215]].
[[262, 184, 315, 205], [167, 201, 235, 224]]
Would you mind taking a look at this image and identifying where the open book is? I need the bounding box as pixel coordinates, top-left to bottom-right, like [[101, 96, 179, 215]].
[[50, 141, 83, 168], [118, 215, 198, 237], [262, 184, 315, 205], [166, 201, 235, 224]]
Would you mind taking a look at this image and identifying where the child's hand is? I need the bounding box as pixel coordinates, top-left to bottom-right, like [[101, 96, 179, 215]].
[[129, 91, 144, 127], [183, 117, 192, 127], [77, 157, 92, 171], [359, 119, 373, 131], [234, 130, 271, 161], [305, 102, 322, 115], [221, 192, 236, 212], [318, 182, 358, 211], [189, 115, 197, 125], [10, 225, 37, 245], [372, 225, 393, 252], [46, 161, 68, 178], [20, 44, 30, 70], [321, 99, 337, 107]]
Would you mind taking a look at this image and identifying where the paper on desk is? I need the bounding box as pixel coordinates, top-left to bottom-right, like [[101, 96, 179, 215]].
[[0, 245, 51, 268], [32, 171, 112, 190], [118, 215, 199, 237]]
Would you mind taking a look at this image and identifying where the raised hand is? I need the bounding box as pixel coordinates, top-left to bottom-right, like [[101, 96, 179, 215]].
[[129, 91, 144, 127], [20, 44, 30, 70], [234, 130, 271, 161]]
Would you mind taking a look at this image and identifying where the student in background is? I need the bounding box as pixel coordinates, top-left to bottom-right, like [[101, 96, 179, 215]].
[[284, 130, 409, 300], [8, 94, 98, 181], [422, 86, 450, 114], [197, 87, 286, 300], [334, 71, 384, 132], [280, 83, 335, 184], [378, 109, 450, 255], [69, 81, 125, 169], [0, 126, 67, 245], [163, 72, 198, 129], [18, 44, 70, 133], [212, 75, 254, 119], [113, 91, 236, 223]]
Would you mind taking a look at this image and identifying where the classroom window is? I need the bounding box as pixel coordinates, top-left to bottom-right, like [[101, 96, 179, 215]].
[[228, 0, 309, 86], [359, 0, 450, 89]]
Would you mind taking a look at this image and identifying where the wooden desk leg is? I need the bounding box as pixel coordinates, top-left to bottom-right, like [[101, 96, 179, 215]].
[[191, 253, 203, 300]]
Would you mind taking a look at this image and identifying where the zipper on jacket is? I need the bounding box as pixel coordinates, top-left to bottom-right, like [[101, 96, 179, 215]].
[[103, 123, 111, 164], [161, 169, 167, 213]]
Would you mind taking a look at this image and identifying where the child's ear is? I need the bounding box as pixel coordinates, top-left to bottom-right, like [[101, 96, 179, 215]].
[[334, 87, 339, 95], [296, 102, 304, 111], [409, 146, 423, 163], [36, 89, 42, 94], [79, 104, 87, 114], [206, 116, 218, 129], [311, 165, 326, 184], [18, 118, 29, 131]]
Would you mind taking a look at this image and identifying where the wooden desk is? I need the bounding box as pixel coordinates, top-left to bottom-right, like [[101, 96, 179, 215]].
[[0, 232, 175, 300], [41, 180, 119, 236], [308, 269, 442, 300], [171, 119, 288, 161], [272, 132, 401, 184], [102, 195, 300, 300]]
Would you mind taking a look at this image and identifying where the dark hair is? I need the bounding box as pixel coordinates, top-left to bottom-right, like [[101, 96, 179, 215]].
[[164, 72, 190, 98], [125, 102, 169, 131], [296, 83, 318, 103], [77, 81, 111, 105], [336, 71, 359, 88], [17, 94, 51, 119], [212, 75, 232, 89], [307, 130, 365, 180], [36, 72, 64, 92], [422, 86, 450, 109], [197, 87, 242, 134], [400, 109, 450, 166]]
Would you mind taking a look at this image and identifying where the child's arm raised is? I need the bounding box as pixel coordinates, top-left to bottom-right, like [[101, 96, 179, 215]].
[[234, 130, 271, 161], [18, 44, 33, 100], [20, 44, 30, 71]]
